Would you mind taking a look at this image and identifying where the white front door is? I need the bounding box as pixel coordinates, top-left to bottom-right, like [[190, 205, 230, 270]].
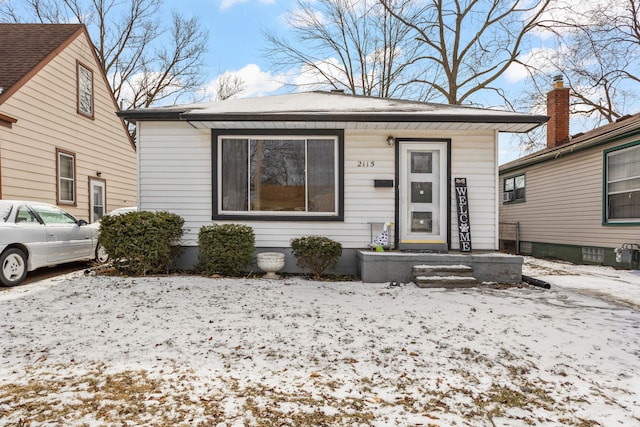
[[398, 141, 448, 251], [90, 179, 106, 223]]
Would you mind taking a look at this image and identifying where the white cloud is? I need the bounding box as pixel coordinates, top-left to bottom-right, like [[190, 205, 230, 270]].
[[206, 64, 285, 99], [220, 0, 274, 10], [235, 64, 284, 97], [504, 46, 564, 83]]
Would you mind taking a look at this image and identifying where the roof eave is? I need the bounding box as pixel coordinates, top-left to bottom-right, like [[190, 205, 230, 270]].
[[119, 110, 548, 131], [500, 119, 640, 174], [180, 112, 548, 124]]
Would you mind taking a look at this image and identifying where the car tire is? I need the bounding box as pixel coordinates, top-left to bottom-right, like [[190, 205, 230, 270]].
[[95, 244, 109, 264], [0, 248, 28, 287]]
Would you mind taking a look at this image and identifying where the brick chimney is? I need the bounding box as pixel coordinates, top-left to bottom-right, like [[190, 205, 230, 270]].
[[546, 75, 570, 148]]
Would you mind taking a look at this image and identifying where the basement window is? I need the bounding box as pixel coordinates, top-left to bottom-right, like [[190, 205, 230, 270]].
[[582, 247, 604, 263], [503, 174, 525, 204]]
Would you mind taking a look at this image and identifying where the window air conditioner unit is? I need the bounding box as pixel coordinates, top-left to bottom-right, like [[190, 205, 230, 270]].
[[503, 192, 512, 202]]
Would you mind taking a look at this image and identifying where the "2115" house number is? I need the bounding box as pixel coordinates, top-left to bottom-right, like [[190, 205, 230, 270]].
[[357, 161, 375, 167]]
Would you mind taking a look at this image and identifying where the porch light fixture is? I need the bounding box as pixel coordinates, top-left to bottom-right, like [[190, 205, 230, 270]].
[[386, 135, 395, 146], [96, 171, 102, 177]]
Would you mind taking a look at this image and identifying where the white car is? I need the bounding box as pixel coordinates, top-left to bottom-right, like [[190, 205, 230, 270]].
[[0, 200, 107, 286], [105, 206, 137, 216]]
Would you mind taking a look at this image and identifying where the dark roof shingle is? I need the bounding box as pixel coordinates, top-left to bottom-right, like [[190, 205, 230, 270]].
[[0, 23, 83, 100]]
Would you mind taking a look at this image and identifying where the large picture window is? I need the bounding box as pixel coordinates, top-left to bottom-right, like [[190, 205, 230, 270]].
[[57, 149, 76, 205], [605, 143, 640, 223], [215, 132, 342, 220]]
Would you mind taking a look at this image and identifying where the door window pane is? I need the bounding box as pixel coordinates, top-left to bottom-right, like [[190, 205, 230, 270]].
[[411, 182, 432, 203], [92, 184, 105, 222], [411, 152, 432, 173], [411, 211, 432, 232]]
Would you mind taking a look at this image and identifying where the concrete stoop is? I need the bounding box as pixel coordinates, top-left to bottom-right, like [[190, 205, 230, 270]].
[[413, 264, 479, 288]]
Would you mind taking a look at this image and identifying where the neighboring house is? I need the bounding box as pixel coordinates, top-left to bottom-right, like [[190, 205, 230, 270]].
[[499, 77, 640, 268], [0, 24, 136, 222], [118, 91, 547, 276]]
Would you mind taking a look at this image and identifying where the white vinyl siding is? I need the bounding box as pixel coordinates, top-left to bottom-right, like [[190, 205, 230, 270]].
[[500, 139, 640, 248], [0, 32, 136, 219], [137, 124, 499, 250], [451, 134, 498, 250]]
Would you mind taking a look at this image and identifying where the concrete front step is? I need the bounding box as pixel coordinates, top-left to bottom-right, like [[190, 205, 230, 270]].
[[413, 264, 474, 277], [414, 275, 480, 288], [413, 264, 479, 288]]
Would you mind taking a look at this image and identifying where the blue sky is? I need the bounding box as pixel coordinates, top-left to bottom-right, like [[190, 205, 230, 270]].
[[4, 0, 592, 163], [172, 0, 544, 163]]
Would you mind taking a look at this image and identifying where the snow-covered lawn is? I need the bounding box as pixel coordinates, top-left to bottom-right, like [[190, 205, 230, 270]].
[[1, 258, 639, 426]]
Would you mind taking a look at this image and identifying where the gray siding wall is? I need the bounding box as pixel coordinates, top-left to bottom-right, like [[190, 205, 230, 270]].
[[500, 138, 640, 249]]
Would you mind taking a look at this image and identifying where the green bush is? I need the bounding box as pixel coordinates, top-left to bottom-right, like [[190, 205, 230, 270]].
[[99, 211, 184, 275], [196, 224, 255, 276], [291, 236, 342, 280]]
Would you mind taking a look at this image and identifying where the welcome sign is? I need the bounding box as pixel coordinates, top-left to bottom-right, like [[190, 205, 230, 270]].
[[455, 178, 472, 252]]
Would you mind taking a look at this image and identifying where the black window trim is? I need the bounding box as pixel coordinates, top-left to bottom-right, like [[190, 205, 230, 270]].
[[211, 129, 345, 221], [502, 172, 526, 204]]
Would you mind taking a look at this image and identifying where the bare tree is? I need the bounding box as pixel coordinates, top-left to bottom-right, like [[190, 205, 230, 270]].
[[264, 0, 427, 99], [379, 0, 553, 105], [522, 0, 640, 124], [215, 72, 246, 100], [1, 0, 208, 110]]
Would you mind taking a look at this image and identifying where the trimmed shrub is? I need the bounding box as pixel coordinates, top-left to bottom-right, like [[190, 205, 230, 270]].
[[99, 211, 184, 275], [291, 236, 342, 280], [196, 224, 255, 276]]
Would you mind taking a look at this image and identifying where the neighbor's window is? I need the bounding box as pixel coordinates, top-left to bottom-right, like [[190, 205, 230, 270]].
[[77, 61, 94, 118], [57, 149, 76, 205], [605, 143, 640, 222], [218, 136, 339, 218], [503, 174, 525, 203]]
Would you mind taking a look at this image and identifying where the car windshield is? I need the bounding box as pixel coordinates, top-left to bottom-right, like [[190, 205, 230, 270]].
[[0, 201, 12, 222], [31, 205, 78, 224]]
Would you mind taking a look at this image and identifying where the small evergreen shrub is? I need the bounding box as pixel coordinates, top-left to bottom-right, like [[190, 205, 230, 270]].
[[291, 236, 342, 280], [196, 224, 255, 276], [99, 211, 184, 275]]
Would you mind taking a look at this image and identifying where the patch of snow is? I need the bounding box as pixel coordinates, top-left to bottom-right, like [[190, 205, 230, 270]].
[[0, 257, 638, 425]]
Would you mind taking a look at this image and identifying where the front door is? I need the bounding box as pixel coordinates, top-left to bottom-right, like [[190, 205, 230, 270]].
[[90, 179, 106, 223], [398, 141, 449, 251]]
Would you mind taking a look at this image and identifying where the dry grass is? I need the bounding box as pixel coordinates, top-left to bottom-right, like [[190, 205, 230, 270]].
[[0, 360, 611, 427]]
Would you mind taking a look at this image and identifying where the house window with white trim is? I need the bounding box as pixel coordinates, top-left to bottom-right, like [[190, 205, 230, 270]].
[[605, 143, 640, 222], [57, 149, 76, 205], [215, 133, 342, 219], [503, 173, 525, 203], [77, 62, 94, 118]]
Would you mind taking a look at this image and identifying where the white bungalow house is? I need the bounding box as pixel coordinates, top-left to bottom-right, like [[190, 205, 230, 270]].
[[118, 91, 547, 282]]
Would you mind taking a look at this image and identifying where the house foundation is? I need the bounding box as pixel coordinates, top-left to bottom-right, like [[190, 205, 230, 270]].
[[357, 250, 523, 284]]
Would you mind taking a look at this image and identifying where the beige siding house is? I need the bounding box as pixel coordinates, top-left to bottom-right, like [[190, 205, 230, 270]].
[[0, 24, 136, 222], [499, 78, 640, 268], [120, 92, 546, 278]]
